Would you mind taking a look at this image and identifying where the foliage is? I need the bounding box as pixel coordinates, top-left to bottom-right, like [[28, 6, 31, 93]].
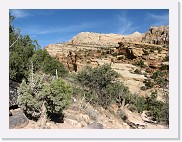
[[75, 64, 131, 108], [134, 69, 142, 74], [9, 13, 67, 83], [160, 64, 169, 70], [18, 72, 72, 120], [112, 52, 118, 57], [40, 78, 72, 114], [127, 104, 138, 112], [9, 35, 36, 82], [32, 49, 68, 77], [118, 109, 128, 121], [143, 49, 149, 55], [127, 92, 169, 125], [134, 60, 145, 68], [143, 79, 154, 89], [9, 14, 40, 82], [150, 70, 168, 88]]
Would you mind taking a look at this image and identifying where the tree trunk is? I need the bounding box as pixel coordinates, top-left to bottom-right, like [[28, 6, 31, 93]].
[[37, 101, 47, 128]]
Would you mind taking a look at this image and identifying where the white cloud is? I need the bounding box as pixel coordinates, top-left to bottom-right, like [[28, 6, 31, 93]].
[[147, 13, 169, 26], [116, 12, 138, 35], [10, 9, 31, 18]]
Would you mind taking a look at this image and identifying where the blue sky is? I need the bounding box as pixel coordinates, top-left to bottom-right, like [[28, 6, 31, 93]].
[[10, 9, 169, 48]]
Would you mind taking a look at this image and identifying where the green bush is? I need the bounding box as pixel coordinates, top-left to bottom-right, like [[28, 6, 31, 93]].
[[9, 14, 41, 82], [143, 79, 154, 89], [112, 52, 118, 57], [151, 70, 165, 79], [18, 72, 72, 120], [75, 64, 131, 108], [42, 55, 68, 77], [134, 60, 145, 68], [128, 104, 138, 112], [150, 70, 168, 88], [128, 92, 169, 125], [32, 49, 68, 77], [9, 35, 36, 82], [160, 64, 169, 70], [134, 69, 142, 74], [118, 109, 128, 121]]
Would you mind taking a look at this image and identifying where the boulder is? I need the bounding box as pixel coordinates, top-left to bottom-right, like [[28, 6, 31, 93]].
[[126, 47, 144, 59], [9, 111, 29, 129], [85, 122, 104, 129], [9, 80, 19, 107]]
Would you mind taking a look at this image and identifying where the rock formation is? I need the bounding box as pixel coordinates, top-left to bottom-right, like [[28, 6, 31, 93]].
[[69, 31, 143, 48], [142, 26, 169, 46]]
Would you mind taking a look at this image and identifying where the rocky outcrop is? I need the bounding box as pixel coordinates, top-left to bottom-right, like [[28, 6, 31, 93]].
[[142, 26, 169, 46], [69, 32, 143, 48], [9, 110, 29, 129], [9, 80, 19, 107]]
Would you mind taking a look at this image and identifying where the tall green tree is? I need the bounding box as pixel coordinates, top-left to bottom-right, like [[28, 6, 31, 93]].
[[31, 49, 68, 77], [9, 13, 39, 82]]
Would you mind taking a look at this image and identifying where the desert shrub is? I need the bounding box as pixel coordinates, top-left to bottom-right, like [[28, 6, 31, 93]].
[[134, 60, 145, 68], [144, 92, 169, 124], [157, 47, 162, 53], [163, 55, 169, 62], [150, 70, 168, 88], [143, 49, 149, 55], [75, 64, 131, 108], [151, 70, 165, 79], [143, 79, 154, 89], [18, 72, 72, 120], [101, 51, 108, 58], [112, 52, 118, 57], [118, 109, 128, 121], [32, 49, 68, 77], [130, 95, 146, 113], [128, 104, 138, 112], [160, 64, 169, 70], [140, 86, 147, 90], [134, 69, 142, 74], [150, 48, 155, 53], [128, 92, 169, 125]]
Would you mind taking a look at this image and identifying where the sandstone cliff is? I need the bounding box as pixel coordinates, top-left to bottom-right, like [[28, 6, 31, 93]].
[[68, 31, 143, 48], [142, 26, 169, 46]]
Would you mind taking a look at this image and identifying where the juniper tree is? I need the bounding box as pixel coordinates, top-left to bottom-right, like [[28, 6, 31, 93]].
[[18, 71, 72, 124]]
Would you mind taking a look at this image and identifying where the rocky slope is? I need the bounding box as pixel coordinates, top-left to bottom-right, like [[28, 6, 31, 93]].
[[40, 25, 169, 129], [45, 26, 169, 99], [9, 26, 169, 129], [21, 99, 168, 129]]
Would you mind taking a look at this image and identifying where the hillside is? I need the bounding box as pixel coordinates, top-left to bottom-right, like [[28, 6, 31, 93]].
[[45, 26, 169, 99], [10, 25, 169, 129], [22, 25, 169, 129]]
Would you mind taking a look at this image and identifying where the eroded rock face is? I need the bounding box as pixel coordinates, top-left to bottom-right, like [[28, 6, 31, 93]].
[[69, 32, 143, 48], [142, 26, 169, 45]]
